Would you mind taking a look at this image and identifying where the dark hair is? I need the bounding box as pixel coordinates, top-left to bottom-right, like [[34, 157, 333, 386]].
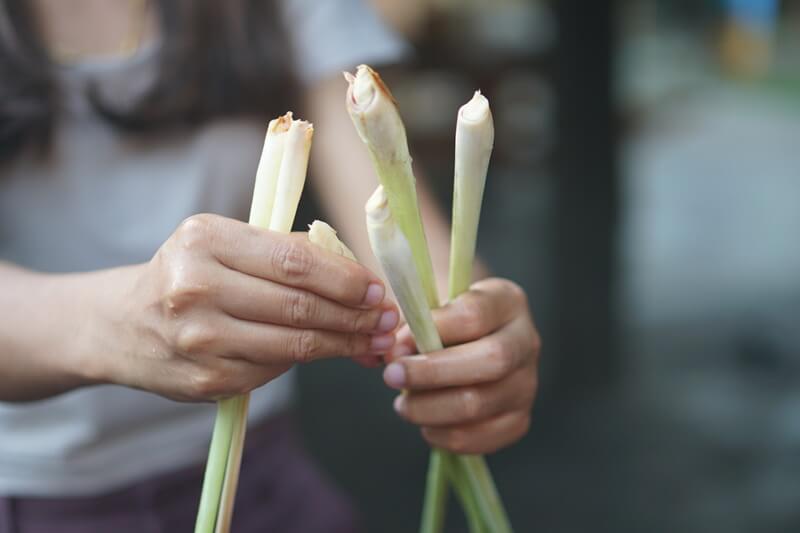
[[0, 0, 295, 161]]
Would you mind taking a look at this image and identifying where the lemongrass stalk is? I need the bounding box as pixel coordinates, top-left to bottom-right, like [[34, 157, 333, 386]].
[[345, 65, 439, 309], [214, 114, 300, 533], [460, 455, 511, 532], [447, 455, 490, 533], [195, 398, 240, 533], [308, 220, 357, 260], [365, 187, 442, 353], [365, 188, 461, 533], [420, 449, 450, 533], [214, 395, 249, 533], [349, 66, 509, 533], [249, 114, 291, 228], [449, 91, 494, 297], [421, 92, 505, 533], [443, 91, 513, 533], [268, 120, 313, 232], [195, 115, 291, 533], [195, 114, 312, 533], [218, 117, 312, 532]]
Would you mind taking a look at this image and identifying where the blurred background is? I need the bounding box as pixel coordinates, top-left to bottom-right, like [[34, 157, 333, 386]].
[[296, 1, 800, 532]]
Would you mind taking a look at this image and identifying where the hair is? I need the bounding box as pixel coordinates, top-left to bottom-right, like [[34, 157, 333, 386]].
[[0, 0, 295, 161]]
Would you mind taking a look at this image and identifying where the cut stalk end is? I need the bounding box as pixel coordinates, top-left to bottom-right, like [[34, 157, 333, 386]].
[[308, 220, 356, 260]]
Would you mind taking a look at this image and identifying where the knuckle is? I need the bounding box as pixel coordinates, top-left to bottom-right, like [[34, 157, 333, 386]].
[[444, 429, 470, 454], [285, 290, 317, 326], [502, 278, 527, 305], [175, 322, 217, 356], [344, 333, 368, 356], [421, 428, 440, 448], [485, 339, 514, 379], [351, 309, 377, 334], [163, 267, 211, 315], [460, 388, 483, 420], [507, 413, 532, 447], [187, 367, 227, 400], [339, 265, 367, 299], [175, 214, 214, 251], [229, 378, 255, 397], [273, 241, 314, 281], [459, 295, 487, 337], [484, 336, 507, 363], [290, 329, 321, 364]]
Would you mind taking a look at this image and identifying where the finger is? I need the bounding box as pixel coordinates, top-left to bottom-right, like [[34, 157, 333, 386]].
[[190, 216, 387, 308], [354, 355, 383, 368], [187, 359, 291, 402], [421, 411, 531, 455], [129, 354, 289, 403], [216, 270, 399, 334], [174, 315, 396, 365], [391, 278, 525, 355], [384, 339, 413, 364], [383, 317, 532, 390], [393, 366, 536, 426]]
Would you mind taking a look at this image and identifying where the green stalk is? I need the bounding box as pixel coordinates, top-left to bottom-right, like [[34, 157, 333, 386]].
[[444, 90, 512, 533], [344, 67, 446, 530], [366, 189, 461, 533], [447, 455, 490, 533], [420, 449, 449, 533], [454, 456, 511, 533], [365, 187, 442, 352], [195, 399, 239, 533], [214, 395, 249, 533], [349, 66, 511, 533], [444, 91, 512, 533], [195, 114, 313, 533], [422, 451, 488, 533], [345, 65, 440, 309], [365, 188, 452, 533]]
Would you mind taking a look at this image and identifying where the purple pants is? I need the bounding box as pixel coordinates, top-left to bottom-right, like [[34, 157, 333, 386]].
[[0, 413, 362, 533]]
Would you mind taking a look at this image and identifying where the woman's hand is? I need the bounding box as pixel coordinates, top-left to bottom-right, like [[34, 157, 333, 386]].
[[382, 278, 540, 454], [97, 214, 398, 402]]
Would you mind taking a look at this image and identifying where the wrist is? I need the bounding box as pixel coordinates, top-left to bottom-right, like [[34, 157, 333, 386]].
[[53, 264, 146, 389]]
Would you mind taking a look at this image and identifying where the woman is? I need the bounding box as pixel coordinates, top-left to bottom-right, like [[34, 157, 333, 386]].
[[0, 0, 541, 531]]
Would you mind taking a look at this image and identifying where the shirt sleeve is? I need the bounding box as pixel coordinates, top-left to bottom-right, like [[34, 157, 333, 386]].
[[279, 0, 411, 86]]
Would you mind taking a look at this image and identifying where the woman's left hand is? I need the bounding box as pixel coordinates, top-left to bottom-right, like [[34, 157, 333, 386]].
[[382, 277, 540, 455]]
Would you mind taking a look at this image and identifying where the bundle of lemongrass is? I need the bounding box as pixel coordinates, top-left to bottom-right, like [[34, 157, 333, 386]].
[[194, 114, 355, 533], [347, 65, 510, 533]]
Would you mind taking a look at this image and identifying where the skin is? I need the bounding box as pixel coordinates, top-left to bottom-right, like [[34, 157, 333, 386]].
[[0, 218, 398, 402], [385, 278, 540, 454], [0, 0, 541, 456]]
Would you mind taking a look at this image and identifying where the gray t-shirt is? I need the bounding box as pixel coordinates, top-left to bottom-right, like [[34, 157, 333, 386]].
[[0, 0, 406, 496]]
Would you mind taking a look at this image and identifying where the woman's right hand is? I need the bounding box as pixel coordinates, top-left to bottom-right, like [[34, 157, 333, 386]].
[[95, 214, 398, 402]]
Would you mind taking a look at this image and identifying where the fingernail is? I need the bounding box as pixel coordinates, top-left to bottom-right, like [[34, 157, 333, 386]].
[[376, 309, 399, 332], [393, 394, 405, 414], [384, 362, 406, 389], [363, 283, 384, 307], [370, 333, 395, 352]]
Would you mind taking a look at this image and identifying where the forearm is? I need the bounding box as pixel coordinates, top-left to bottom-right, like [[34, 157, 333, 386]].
[[0, 261, 134, 402]]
